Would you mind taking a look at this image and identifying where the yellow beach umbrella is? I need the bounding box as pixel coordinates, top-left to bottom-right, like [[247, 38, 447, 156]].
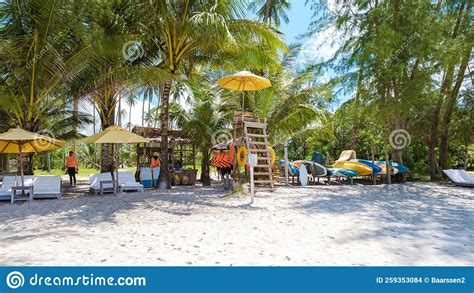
[[82, 125, 149, 182], [0, 127, 65, 186], [217, 71, 271, 110]]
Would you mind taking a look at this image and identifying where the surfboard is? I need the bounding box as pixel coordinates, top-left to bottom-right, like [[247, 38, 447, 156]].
[[299, 165, 308, 186]]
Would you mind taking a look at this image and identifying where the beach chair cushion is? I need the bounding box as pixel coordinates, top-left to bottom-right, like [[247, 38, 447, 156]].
[[0, 176, 16, 199], [443, 169, 474, 186], [118, 172, 144, 192], [89, 172, 114, 192], [459, 170, 474, 183], [33, 176, 61, 199]]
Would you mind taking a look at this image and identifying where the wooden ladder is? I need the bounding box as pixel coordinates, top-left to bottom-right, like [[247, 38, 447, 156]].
[[243, 116, 275, 192]]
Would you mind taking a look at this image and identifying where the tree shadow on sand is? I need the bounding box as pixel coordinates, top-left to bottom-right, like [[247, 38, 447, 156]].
[[292, 183, 474, 264]]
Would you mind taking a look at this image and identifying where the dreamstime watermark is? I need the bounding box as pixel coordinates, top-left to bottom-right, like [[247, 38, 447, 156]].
[[36, 129, 58, 149], [6, 271, 25, 289], [25, 31, 68, 69], [211, 129, 233, 146], [5, 270, 146, 289], [382, 32, 420, 69], [122, 41, 144, 62], [389, 129, 411, 150]]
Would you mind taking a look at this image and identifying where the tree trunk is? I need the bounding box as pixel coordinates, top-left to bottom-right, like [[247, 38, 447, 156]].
[[98, 93, 116, 173], [439, 40, 472, 170], [117, 94, 122, 126], [201, 147, 211, 186], [71, 97, 79, 152], [264, 0, 272, 23], [384, 138, 391, 184], [434, 0, 471, 176], [160, 81, 172, 189], [129, 102, 132, 166], [147, 88, 152, 127], [439, 61, 469, 171], [142, 91, 146, 127]]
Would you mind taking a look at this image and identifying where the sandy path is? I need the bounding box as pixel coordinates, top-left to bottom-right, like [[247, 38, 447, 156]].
[[0, 182, 473, 266]]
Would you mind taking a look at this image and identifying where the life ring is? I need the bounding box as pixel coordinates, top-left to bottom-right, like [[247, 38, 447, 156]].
[[268, 147, 276, 165], [236, 145, 248, 167]]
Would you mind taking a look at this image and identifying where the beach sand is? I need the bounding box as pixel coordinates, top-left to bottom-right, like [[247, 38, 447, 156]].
[[0, 182, 473, 266]]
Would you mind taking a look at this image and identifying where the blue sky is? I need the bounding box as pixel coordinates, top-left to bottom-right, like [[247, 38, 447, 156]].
[[279, 1, 313, 44]]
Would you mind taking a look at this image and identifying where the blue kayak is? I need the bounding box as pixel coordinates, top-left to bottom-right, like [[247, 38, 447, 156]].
[[352, 159, 382, 174], [375, 161, 410, 174], [327, 168, 358, 177]]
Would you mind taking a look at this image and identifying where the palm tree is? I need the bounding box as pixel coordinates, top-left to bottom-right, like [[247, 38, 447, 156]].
[[171, 82, 230, 186], [68, 0, 169, 172], [0, 0, 95, 173], [135, 0, 286, 188], [249, 0, 291, 27]]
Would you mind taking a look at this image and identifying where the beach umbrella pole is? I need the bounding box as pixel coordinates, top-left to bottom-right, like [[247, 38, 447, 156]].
[[18, 141, 25, 186], [116, 143, 119, 193]]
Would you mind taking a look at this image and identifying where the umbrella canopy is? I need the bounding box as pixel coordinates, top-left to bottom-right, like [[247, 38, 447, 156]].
[[0, 128, 65, 153], [82, 125, 149, 144], [0, 127, 65, 187], [217, 71, 271, 91], [82, 125, 149, 184]]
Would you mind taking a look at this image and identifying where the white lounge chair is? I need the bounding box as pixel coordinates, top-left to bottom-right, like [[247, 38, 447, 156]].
[[117, 172, 144, 192], [89, 172, 115, 195], [443, 169, 474, 187], [0, 176, 16, 201], [33, 176, 62, 199]]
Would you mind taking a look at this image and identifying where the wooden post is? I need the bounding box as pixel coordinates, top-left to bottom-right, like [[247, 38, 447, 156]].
[[18, 142, 24, 186], [248, 154, 257, 204], [249, 164, 255, 203]]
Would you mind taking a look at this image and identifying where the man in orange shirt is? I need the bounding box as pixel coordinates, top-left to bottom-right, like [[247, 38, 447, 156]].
[[150, 154, 161, 168], [66, 151, 79, 186]]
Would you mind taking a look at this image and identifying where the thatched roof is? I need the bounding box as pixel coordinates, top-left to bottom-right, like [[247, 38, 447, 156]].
[[132, 127, 193, 144]]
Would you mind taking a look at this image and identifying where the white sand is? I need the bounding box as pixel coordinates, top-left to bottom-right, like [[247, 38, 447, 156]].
[[0, 182, 473, 266]]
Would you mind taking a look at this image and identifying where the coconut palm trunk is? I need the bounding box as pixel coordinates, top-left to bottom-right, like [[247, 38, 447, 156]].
[[160, 81, 172, 189], [201, 147, 211, 186]]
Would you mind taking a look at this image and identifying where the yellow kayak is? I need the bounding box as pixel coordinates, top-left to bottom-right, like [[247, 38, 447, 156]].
[[332, 161, 373, 176]]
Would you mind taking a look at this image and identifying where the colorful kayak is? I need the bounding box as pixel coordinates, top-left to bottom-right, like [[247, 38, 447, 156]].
[[313, 162, 327, 176], [352, 159, 382, 174], [327, 168, 358, 177], [293, 160, 327, 177], [276, 160, 299, 176], [332, 161, 373, 176], [375, 161, 409, 174], [376, 164, 398, 175]]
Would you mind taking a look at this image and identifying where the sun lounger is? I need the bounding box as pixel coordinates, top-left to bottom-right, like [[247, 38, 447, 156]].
[[117, 172, 144, 192], [89, 172, 116, 195], [443, 169, 474, 187], [33, 176, 62, 199], [0, 176, 16, 201]]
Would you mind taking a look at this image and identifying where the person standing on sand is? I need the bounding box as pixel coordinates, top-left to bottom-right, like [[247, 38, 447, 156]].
[[66, 151, 79, 186]]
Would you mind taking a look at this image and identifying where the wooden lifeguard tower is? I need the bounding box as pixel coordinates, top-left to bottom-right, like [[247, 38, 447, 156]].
[[233, 111, 274, 191]]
